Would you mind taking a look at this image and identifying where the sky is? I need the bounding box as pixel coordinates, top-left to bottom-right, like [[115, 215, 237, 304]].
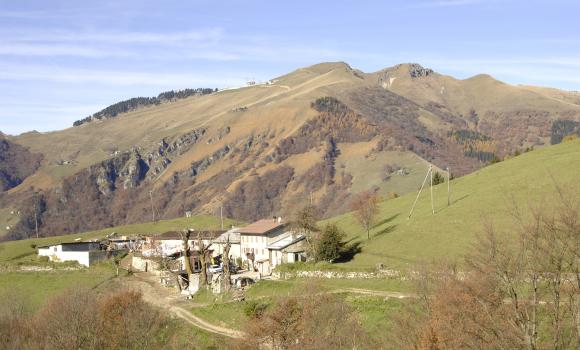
[[0, 0, 579, 135]]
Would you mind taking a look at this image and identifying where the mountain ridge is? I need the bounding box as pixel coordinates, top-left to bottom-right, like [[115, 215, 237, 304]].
[[1, 61, 579, 241]]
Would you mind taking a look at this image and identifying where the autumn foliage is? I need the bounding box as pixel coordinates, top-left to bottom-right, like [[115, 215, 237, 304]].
[[0, 288, 170, 350], [235, 290, 370, 350]]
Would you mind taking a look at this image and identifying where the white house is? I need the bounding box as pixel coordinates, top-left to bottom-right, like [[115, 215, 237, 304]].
[[212, 228, 242, 262], [37, 242, 106, 267], [239, 217, 291, 274], [267, 233, 307, 268]]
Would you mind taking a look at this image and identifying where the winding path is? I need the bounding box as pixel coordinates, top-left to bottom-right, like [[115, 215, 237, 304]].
[[122, 273, 416, 339], [122, 273, 244, 339]]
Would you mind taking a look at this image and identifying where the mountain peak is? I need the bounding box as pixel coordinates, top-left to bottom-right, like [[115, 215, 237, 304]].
[[390, 63, 436, 78], [302, 61, 354, 74]]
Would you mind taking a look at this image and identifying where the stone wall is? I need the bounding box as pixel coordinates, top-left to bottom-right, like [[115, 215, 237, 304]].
[[131, 256, 161, 275], [272, 269, 408, 280]]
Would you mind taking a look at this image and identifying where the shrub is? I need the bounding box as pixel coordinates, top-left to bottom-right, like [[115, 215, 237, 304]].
[[236, 292, 371, 349], [243, 300, 268, 319]]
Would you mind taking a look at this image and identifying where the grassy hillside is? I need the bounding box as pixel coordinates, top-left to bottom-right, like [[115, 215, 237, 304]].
[[0, 215, 242, 262], [326, 139, 580, 270], [5, 62, 579, 239], [0, 265, 118, 309]]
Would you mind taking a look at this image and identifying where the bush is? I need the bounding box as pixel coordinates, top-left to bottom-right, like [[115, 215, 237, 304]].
[[0, 288, 169, 349], [236, 292, 371, 349], [243, 300, 268, 318]]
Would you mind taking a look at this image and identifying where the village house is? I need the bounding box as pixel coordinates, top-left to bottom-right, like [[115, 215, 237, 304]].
[[212, 227, 242, 262], [37, 242, 106, 267], [139, 230, 225, 272], [267, 232, 307, 267], [106, 235, 142, 250], [239, 217, 306, 275]]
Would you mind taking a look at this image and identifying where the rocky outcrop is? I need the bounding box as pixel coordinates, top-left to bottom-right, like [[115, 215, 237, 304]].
[[189, 145, 231, 177], [407, 63, 434, 78], [207, 126, 231, 144], [73, 128, 208, 196], [145, 128, 206, 180]]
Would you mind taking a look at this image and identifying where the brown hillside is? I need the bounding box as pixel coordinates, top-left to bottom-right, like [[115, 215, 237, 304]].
[[2, 61, 580, 240]]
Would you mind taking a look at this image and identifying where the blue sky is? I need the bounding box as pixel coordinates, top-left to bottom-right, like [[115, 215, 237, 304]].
[[1, 0, 579, 135]]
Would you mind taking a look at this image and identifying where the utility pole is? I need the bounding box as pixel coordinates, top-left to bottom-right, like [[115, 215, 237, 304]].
[[220, 203, 224, 230], [33, 192, 39, 239], [430, 166, 435, 214], [149, 190, 155, 222], [447, 167, 451, 206]]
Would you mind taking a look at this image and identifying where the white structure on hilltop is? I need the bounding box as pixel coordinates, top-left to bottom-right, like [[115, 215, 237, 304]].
[[37, 242, 106, 267]]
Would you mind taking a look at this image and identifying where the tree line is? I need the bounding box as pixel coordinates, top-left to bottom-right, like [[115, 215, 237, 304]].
[[73, 88, 217, 126]]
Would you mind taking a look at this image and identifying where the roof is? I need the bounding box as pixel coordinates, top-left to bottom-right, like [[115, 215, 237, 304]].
[[39, 241, 99, 248], [267, 232, 305, 250], [152, 230, 225, 240], [238, 219, 285, 235], [213, 228, 241, 244]]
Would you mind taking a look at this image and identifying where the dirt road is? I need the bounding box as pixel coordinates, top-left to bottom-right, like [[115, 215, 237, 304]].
[[122, 273, 244, 339], [121, 273, 416, 339]]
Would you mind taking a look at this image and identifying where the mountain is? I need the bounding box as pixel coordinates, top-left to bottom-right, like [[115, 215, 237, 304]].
[[1, 62, 579, 240]]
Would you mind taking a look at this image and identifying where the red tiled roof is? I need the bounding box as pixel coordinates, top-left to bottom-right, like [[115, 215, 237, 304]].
[[238, 219, 285, 235]]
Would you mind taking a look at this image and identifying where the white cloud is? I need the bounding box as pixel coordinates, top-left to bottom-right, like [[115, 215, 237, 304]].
[[0, 64, 247, 87], [412, 0, 484, 8], [4, 28, 224, 45], [0, 43, 134, 58]]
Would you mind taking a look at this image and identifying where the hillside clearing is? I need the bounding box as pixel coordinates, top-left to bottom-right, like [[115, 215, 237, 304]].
[[325, 139, 580, 270]]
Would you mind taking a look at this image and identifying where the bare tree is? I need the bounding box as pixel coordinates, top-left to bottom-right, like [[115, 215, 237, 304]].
[[350, 190, 380, 240], [291, 205, 320, 256], [389, 186, 580, 350], [178, 229, 195, 291], [197, 232, 211, 287], [235, 290, 370, 350], [223, 235, 232, 292]]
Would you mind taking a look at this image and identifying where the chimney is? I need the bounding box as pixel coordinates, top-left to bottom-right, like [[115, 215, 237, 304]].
[[277, 216, 282, 224]]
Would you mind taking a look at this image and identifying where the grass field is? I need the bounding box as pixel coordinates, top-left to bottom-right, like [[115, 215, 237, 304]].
[[0, 264, 119, 310], [0, 215, 242, 262], [189, 277, 411, 342], [323, 139, 580, 270]]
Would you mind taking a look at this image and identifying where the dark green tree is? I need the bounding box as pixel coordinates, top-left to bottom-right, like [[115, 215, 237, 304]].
[[315, 224, 345, 262], [432, 171, 445, 185]]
